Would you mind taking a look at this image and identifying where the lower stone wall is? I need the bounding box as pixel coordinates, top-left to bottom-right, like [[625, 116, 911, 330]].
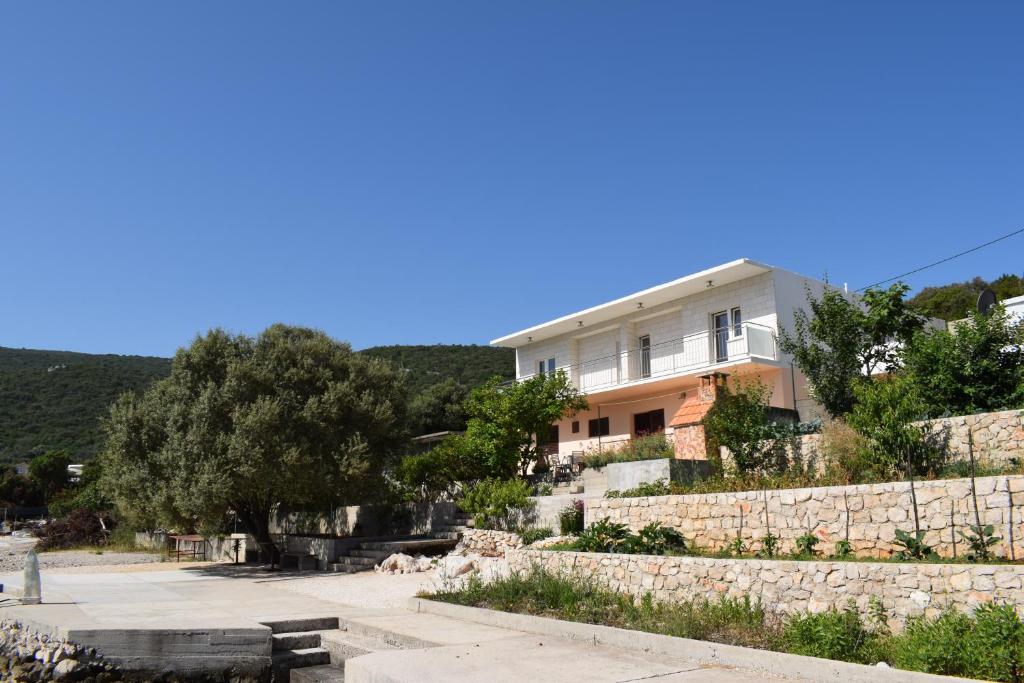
[[589, 475, 1024, 559], [511, 549, 1024, 629], [457, 529, 523, 557]]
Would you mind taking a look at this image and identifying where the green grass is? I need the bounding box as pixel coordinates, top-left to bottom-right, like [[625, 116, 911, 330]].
[[425, 566, 1024, 681]]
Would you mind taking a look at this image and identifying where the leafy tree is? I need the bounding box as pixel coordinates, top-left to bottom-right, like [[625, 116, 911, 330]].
[[397, 435, 490, 501], [408, 379, 469, 435], [903, 307, 1024, 417], [702, 381, 791, 474], [463, 372, 588, 478], [847, 375, 942, 478], [100, 325, 409, 555], [779, 283, 923, 418], [0, 466, 43, 508], [29, 450, 72, 503]]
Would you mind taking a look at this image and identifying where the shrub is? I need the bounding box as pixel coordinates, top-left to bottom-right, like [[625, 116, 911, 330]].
[[848, 376, 944, 479], [518, 527, 554, 545], [581, 435, 674, 469], [605, 479, 672, 498], [819, 420, 876, 485], [558, 499, 584, 535], [893, 529, 938, 561], [794, 530, 819, 557], [35, 508, 111, 551], [623, 522, 687, 555], [458, 478, 537, 531], [782, 602, 884, 664], [534, 482, 554, 497], [832, 539, 853, 558], [958, 523, 1001, 562], [755, 533, 780, 558], [575, 518, 631, 553], [702, 380, 793, 474]]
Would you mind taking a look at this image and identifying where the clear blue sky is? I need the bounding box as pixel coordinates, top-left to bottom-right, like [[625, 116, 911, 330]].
[[3, 2, 1022, 357]]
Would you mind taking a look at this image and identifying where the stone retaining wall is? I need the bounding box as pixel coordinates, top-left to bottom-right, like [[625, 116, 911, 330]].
[[511, 549, 1024, 629], [457, 529, 523, 557], [589, 475, 1024, 559], [790, 409, 1024, 468]]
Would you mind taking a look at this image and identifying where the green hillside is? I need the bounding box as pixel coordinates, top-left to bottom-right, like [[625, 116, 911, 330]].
[[360, 344, 514, 396], [909, 273, 1024, 321], [0, 343, 513, 464], [0, 347, 172, 463]]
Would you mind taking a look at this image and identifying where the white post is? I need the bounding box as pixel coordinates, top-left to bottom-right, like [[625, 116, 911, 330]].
[[22, 549, 41, 605]]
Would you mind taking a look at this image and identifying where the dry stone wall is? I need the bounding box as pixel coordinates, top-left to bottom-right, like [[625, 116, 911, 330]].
[[456, 529, 523, 557], [511, 549, 1024, 630], [789, 409, 1024, 469], [589, 475, 1024, 559]]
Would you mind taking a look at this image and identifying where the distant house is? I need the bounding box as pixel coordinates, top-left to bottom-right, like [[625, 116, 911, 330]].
[[490, 259, 831, 462]]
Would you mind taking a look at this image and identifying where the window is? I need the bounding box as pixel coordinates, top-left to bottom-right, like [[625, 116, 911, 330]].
[[588, 417, 610, 437], [633, 409, 665, 436], [571, 421, 580, 434], [537, 357, 556, 375], [732, 307, 742, 337]]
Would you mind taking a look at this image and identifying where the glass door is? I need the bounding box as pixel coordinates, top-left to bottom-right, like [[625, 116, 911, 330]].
[[713, 312, 729, 362], [638, 335, 651, 378]]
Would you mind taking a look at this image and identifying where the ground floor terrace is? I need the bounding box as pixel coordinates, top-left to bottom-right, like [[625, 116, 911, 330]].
[[545, 362, 820, 462]]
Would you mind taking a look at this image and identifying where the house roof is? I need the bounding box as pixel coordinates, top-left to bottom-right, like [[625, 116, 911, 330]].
[[490, 258, 774, 348]]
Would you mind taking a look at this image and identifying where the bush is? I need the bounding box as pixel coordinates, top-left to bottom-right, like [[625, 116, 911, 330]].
[[575, 519, 687, 555], [819, 420, 876, 485], [35, 508, 111, 551], [782, 602, 885, 664], [581, 435, 674, 469], [458, 478, 536, 531], [702, 381, 793, 474], [518, 527, 554, 545], [605, 479, 672, 498], [575, 518, 631, 552], [848, 375, 944, 479], [558, 499, 584, 535]]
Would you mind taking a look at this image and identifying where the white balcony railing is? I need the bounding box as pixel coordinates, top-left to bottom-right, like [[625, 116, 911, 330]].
[[518, 321, 777, 393]]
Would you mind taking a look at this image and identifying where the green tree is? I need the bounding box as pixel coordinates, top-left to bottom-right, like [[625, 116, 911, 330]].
[[779, 283, 923, 418], [100, 325, 408, 555], [464, 372, 588, 478], [702, 381, 791, 474], [29, 450, 72, 504], [847, 375, 942, 479], [408, 379, 469, 435], [903, 307, 1024, 417]]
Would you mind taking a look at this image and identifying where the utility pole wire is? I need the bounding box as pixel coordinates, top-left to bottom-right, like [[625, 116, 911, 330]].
[[856, 226, 1024, 292]]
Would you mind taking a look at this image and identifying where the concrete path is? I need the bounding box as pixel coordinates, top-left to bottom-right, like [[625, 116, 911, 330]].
[[0, 563, 800, 682]]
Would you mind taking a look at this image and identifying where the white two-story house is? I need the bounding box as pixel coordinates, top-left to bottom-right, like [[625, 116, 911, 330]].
[[490, 259, 829, 461]]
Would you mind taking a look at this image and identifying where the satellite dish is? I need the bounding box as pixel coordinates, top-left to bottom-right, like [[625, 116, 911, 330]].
[[977, 289, 998, 316]]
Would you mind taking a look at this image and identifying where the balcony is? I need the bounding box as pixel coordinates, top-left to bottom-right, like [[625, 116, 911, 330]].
[[520, 321, 778, 393]]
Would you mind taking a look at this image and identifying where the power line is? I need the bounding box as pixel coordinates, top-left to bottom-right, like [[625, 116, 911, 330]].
[[856, 226, 1024, 292]]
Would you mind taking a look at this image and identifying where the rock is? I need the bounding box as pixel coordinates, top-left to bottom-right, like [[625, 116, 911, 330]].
[[375, 553, 434, 575]]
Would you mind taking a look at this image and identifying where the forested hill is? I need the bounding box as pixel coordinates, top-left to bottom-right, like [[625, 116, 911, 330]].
[[359, 344, 514, 395], [0, 343, 513, 463], [0, 347, 172, 463], [909, 273, 1024, 321]]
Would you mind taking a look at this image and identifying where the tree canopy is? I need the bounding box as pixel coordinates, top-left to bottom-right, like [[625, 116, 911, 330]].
[[100, 325, 409, 551], [908, 274, 1024, 322], [779, 283, 923, 418]]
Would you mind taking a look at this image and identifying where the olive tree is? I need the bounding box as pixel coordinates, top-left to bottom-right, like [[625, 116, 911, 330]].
[[100, 324, 408, 555]]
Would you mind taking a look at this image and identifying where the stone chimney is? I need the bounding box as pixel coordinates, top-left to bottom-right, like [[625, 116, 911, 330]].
[[670, 373, 728, 460]]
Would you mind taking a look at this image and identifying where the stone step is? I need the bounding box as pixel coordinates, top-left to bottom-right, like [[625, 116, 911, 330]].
[[289, 664, 345, 683], [337, 618, 436, 650], [429, 531, 460, 540], [358, 539, 457, 553], [273, 631, 323, 651], [261, 617, 340, 634], [321, 630, 397, 664], [272, 647, 331, 675], [328, 562, 371, 573], [333, 556, 377, 567], [347, 548, 390, 559]]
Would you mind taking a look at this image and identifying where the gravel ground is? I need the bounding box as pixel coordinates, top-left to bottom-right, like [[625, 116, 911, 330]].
[[274, 570, 438, 609], [0, 537, 165, 574]]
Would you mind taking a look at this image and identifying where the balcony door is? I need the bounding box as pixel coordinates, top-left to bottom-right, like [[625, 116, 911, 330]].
[[638, 335, 652, 378], [713, 311, 730, 362]]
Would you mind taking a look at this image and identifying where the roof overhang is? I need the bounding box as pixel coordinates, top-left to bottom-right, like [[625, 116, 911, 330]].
[[490, 258, 774, 348]]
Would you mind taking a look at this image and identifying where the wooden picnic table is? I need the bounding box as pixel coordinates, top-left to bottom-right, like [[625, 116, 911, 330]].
[[169, 534, 207, 562]]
